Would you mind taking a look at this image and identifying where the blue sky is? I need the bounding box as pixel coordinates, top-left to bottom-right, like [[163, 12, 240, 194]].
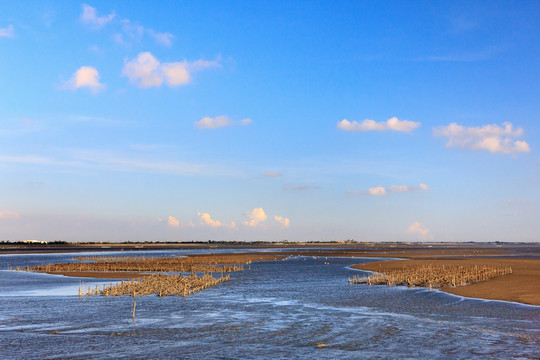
[[1, 1, 539, 242]]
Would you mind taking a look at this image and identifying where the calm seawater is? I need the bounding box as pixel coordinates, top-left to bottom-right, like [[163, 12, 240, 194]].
[[0, 250, 539, 359]]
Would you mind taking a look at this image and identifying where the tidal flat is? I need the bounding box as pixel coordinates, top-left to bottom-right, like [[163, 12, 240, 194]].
[[0, 244, 539, 359]]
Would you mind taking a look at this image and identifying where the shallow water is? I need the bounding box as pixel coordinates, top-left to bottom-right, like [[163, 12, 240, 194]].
[[0, 251, 539, 359]]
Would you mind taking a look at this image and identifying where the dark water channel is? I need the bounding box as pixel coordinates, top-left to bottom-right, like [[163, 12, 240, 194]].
[[0, 251, 539, 359]]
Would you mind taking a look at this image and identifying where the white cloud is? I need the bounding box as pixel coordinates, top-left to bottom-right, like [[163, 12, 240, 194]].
[[243, 208, 267, 228], [80, 4, 115, 29], [198, 212, 223, 228], [148, 30, 174, 47], [195, 116, 230, 129], [197, 212, 235, 229], [433, 122, 530, 154], [408, 221, 430, 238], [0, 24, 14, 38], [388, 185, 408, 192], [122, 52, 220, 88], [263, 171, 283, 178], [0, 210, 20, 219], [368, 186, 386, 196], [122, 52, 162, 87], [160, 62, 191, 86], [194, 116, 251, 130], [349, 184, 429, 196], [337, 117, 420, 133], [120, 19, 144, 42], [388, 184, 430, 192], [62, 66, 105, 93], [274, 215, 290, 228], [168, 216, 179, 227]]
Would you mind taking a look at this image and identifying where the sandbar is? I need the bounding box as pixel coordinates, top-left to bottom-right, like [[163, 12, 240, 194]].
[[352, 257, 540, 306]]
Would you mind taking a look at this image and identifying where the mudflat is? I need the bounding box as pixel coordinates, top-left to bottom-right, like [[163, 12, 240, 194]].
[[352, 258, 540, 306]]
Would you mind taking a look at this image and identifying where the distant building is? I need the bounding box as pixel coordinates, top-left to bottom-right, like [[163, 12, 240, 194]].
[[21, 240, 48, 244]]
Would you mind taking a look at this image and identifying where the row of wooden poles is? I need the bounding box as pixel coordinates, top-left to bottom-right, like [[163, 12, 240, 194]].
[[13, 255, 251, 274], [80, 273, 231, 298], [348, 264, 512, 288]]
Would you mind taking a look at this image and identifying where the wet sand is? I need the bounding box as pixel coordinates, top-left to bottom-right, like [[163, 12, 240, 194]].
[[352, 258, 540, 306]]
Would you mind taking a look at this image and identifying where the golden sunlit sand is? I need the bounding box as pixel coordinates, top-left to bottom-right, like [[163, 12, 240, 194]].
[[352, 258, 540, 306]]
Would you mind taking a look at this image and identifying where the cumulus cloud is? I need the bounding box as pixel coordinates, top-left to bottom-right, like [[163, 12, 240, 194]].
[[337, 117, 420, 133], [283, 184, 319, 191], [274, 215, 290, 228], [349, 184, 429, 196], [433, 122, 530, 154], [197, 212, 223, 228], [408, 221, 430, 238], [243, 208, 267, 228], [0, 24, 14, 37], [62, 66, 105, 93], [194, 116, 251, 130], [263, 171, 283, 178], [122, 52, 220, 88], [0, 210, 20, 219], [167, 216, 179, 227], [196, 212, 235, 229], [80, 4, 115, 29]]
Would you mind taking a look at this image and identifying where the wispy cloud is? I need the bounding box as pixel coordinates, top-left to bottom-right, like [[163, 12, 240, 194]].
[[69, 115, 131, 127], [0, 24, 14, 38], [0, 155, 81, 167], [348, 184, 429, 196], [0, 210, 20, 219], [263, 171, 283, 178], [0, 150, 241, 177], [122, 52, 220, 88], [80, 4, 174, 47], [61, 66, 105, 93], [433, 122, 530, 154], [148, 29, 174, 47], [388, 184, 430, 192], [80, 4, 115, 30], [283, 184, 319, 191], [194, 116, 251, 130], [337, 117, 420, 133]]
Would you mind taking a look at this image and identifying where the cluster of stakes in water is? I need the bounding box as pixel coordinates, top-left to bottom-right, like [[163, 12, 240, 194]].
[[14, 253, 284, 297], [349, 264, 512, 289]]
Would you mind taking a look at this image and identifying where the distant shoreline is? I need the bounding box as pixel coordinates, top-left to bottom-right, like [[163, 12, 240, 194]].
[[2, 241, 539, 255]]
